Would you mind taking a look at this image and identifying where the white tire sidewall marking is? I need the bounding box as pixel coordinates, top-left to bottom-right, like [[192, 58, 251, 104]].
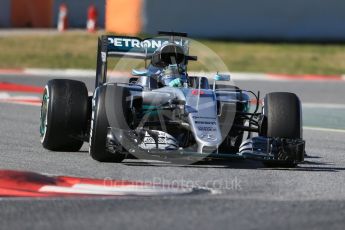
[[88, 89, 98, 154], [40, 85, 50, 144]]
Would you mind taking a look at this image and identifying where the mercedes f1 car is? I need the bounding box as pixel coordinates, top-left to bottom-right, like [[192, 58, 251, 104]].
[[40, 31, 305, 167]]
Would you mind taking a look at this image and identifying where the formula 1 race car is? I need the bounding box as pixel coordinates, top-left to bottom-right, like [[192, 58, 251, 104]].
[[40, 31, 305, 167]]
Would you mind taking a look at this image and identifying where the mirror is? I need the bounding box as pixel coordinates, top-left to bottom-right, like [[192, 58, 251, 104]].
[[214, 73, 231, 81]]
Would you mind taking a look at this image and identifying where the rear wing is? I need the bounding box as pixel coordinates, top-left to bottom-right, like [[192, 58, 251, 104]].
[[95, 35, 196, 87], [96, 35, 180, 86], [101, 35, 187, 58]]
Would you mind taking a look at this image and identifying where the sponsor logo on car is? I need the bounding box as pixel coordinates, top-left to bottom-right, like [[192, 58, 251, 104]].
[[107, 37, 184, 53]]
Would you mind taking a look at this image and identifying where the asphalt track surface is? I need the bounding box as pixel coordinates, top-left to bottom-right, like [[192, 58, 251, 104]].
[[1, 73, 345, 230]]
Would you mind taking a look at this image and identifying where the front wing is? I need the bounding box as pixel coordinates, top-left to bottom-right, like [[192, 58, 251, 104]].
[[106, 127, 305, 165]]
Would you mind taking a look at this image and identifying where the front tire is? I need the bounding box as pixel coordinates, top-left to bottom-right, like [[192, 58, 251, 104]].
[[89, 85, 130, 162], [261, 92, 302, 139], [40, 79, 88, 151], [260, 92, 302, 167], [216, 84, 244, 153]]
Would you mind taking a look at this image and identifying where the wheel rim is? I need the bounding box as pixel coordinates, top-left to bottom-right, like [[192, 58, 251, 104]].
[[40, 87, 49, 142]]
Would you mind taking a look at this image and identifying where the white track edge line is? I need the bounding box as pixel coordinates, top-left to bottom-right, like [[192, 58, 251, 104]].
[[304, 126, 345, 133]]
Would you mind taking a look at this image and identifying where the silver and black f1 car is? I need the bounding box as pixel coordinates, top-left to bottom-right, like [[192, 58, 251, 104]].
[[40, 31, 305, 167]]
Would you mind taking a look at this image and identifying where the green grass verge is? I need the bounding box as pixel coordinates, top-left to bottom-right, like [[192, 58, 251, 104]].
[[0, 32, 344, 75], [0, 32, 99, 70]]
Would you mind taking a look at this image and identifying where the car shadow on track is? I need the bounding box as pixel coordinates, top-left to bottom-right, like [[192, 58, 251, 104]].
[[124, 159, 263, 169], [123, 156, 345, 172]]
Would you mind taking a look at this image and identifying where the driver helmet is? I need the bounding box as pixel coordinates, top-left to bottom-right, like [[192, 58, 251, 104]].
[[159, 64, 187, 87]]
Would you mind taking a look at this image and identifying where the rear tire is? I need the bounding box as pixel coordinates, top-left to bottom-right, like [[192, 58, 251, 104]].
[[89, 85, 130, 162], [40, 79, 88, 151], [260, 92, 302, 167]]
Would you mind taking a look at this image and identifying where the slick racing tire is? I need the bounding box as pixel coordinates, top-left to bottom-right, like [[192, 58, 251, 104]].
[[216, 84, 244, 153], [260, 92, 302, 167], [89, 85, 129, 162], [261, 92, 302, 139], [40, 79, 88, 151]]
